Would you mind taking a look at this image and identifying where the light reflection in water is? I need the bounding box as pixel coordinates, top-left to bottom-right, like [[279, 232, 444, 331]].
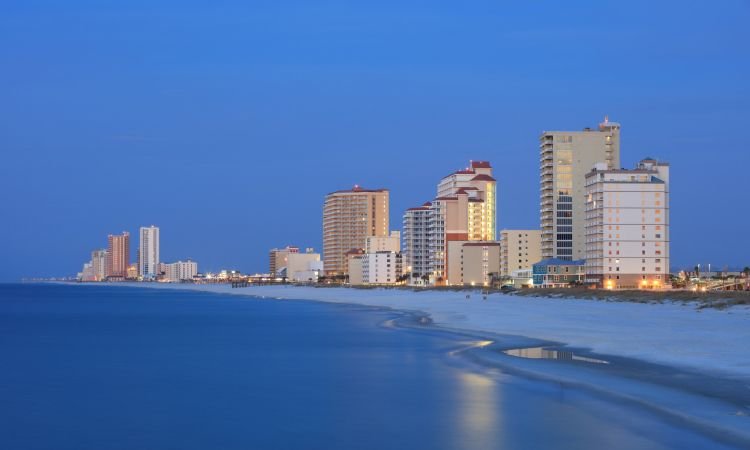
[[454, 371, 502, 450], [504, 347, 609, 365]]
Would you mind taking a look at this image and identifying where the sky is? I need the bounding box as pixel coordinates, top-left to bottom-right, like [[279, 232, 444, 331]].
[[1, 0, 748, 280]]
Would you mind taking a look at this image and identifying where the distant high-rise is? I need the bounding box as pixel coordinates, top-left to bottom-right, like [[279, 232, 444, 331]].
[[91, 249, 108, 281], [106, 232, 130, 280], [323, 186, 389, 276], [402, 203, 432, 285], [138, 226, 160, 279], [540, 118, 621, 261], [499, 230, 542, 277]]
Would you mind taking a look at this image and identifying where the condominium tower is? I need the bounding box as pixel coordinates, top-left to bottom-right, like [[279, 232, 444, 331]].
[[540, 118, 620, 260], [323, 186, 389, 275], [106, 231, 130, 279], [584, 158, 670, 289], [138, 225, 160, 279], [402, 161, 497, 284], [91, 249, 108, 281]]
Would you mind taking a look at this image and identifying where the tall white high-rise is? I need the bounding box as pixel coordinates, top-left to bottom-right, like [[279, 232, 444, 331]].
[[584, 158, 670, 289], [138, 226, 160, 279], [540, 118, 620, 261]]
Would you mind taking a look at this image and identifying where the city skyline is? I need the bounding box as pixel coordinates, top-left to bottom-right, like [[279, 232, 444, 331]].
[[2, 1, 749, 281]]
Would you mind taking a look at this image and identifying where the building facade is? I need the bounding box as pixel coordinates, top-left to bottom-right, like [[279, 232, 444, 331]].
[[540, 118, 621, 261], [323, 187, 389, 276], [360, 251, 403, 285], [138, 225, 160, 279], [402, 203, 432, 285], [269, 246, 299, 277], [365, 231, 400, 253], [165, 260, 198, 282], [499, 230, 542, 277], [446, 241, 500, 286], [286, 250, 323, 282], [584, 158, 670, 289], [106, 231, 130, 280], [91, 249, 108, 281]]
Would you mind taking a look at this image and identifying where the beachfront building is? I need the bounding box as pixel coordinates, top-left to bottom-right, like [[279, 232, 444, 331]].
[[360, 251, 403, 285], [106, 231, 130, 280], [323, 186, 389, 276], [499, 230, 542, 278], [286, 250, 323, 282], [91, 249, 108, 281], [138, 226, 160, 279], [540, 118, 621, 261], [402, 203, 432, 285], [584, 158, 670, 289], [365, 231, 400, 253], [269, 246, 299, 278], [346, 249, 365, 285], [402, 161, 497, 285], [446, 241, 500, 286], [165, 260, 198, 282], [532, 258, 585, 288]]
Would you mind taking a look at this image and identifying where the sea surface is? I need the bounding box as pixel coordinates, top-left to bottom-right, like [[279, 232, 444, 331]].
[[0, 284, 741, 450]]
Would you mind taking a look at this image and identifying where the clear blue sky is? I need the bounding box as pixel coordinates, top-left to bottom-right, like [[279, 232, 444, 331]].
[[1, 1, 748, 280]]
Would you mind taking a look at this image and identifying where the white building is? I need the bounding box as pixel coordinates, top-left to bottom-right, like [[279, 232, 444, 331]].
[[138, 226, 160, 279], [540, 118, 621, 261], [366, 231, 400, 253], [91, 249, 108, 281], [165, 260, 197, 282], [360, 251, 402, 285], [286, 250, 323, 282], [584, 158, 670, 289]]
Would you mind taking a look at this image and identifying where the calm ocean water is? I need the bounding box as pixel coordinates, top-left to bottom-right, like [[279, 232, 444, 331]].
[[0, 284, 739, 450]]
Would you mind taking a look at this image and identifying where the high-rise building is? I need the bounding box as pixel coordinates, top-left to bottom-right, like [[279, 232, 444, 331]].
[[138, 225, 160, 279], [402, 203, 432, 285], [91, 249, 108, 281], [499, 230, 542, 277], [322, 186, 389, 276], [269, 246, 300, 277], [106, 232, 130, 280], [360, 251, 403, 285], [402, 161, 497, 285], [584, 158, 670, 289], [540, 118, 621, 261]]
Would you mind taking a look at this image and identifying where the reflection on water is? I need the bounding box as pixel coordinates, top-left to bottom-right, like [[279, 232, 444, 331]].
[[455, 371, 502, 450], [504, 347, 609, 365]]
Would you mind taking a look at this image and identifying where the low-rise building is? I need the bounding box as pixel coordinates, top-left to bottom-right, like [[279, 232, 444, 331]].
[[269, 246, 299, 278], [165, 260, 198, 282], [532, 258, 585, 288], [366, 231, 401, 253], [446, 241, 500, 286], [499, 230, 542, 277], [360, 251, 403, 285], [287, 250, 324, 282]]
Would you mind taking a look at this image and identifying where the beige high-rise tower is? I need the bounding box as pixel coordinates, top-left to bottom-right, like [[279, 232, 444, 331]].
[[323, 186, 389, 276], [106, 231, 130, 280], [540, 117, 620, 261]]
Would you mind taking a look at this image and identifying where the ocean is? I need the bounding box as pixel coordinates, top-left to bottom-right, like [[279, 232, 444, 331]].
[[0, 284, 740, 450]]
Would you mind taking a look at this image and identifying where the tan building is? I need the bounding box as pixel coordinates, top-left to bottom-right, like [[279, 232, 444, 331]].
[[585, 158, 670, 289], [286, 250, 322, 281], [323, 186, 389, 276], [347, 253, 365, 285], [446, 241, 500, 286], [126, 263, 138, 280], [540, 118, 621, 261], [106, 231, 130, 280], [365, 231, 400, 253], [269, 246, 299, 277], [500, 230, 542, 277]]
